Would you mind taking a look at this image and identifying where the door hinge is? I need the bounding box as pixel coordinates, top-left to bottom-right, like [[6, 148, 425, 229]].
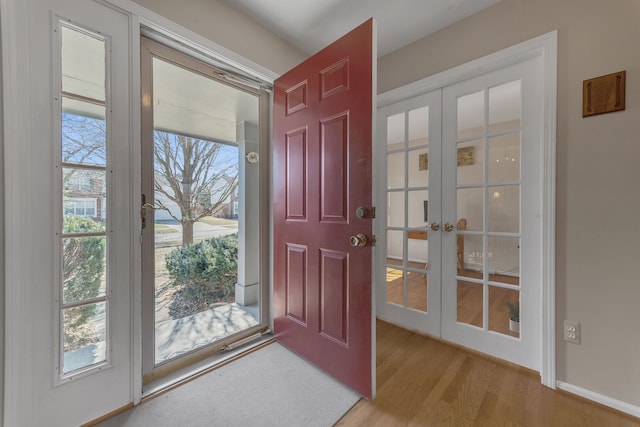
[[371, 235, 377, 246], [371, 207, 376, 219]]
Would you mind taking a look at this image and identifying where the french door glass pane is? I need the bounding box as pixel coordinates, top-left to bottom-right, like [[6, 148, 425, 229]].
[[387, 151, 405, 189], [459, 234, 483, 273], [386, 230, 404, 263], [387, 191, 404, 228], [408, 148, 429, 187], [408, 106, 429, 147], [62, 301, 107, 374], [408, 190, 428, 228], [61, 26, 106, 102], [488, 286, 520, 338], [457, 280, 483, 328], [489, 80, 521, 133], [488, 133, 520, 182], [488, 185, 519, 233], [457, 90, 484, 139], [62, 98, 106, 166], [406, 270, 427, 312], [457, 187, 483, 232], [488, 236, 520, 279], [385, 267, 404, 306], [457, 139, 483, 185], [387, 112, 405, 151]]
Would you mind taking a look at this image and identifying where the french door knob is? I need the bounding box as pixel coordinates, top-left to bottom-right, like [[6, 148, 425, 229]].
[[429, 222, 440, 231], [444, 223, 454, 232], [350, 233, 368, 247]]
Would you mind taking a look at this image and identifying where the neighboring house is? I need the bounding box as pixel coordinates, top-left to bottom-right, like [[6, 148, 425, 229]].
[[64, 169, 106, 222]]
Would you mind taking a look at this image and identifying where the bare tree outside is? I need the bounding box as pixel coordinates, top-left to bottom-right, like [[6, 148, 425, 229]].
[[153, 131, 238, 246]]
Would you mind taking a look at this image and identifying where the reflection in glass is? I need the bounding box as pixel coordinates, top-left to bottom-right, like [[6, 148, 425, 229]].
[[387, 112, 405, 150], [408, 106, 429, 147], [62, 302, 107, 374], [489, 286, 520, 338], [488, 236, 520, 278], [386, 267, 404, 306], [456, 139, 483, 186], [488, 185, 519, 233], [387, 151, 405, 189], [408, 148, 429, 188], [489, 80, 520, 133], [63, 236, 106, 304], [488, 133, 520, 183], [457, 280, 483, 328], [62, 97, 106, 166], [387, 191, 404, 228], [457, 187, 483, 232], [459, 235, 483, 274], [457, 90, 484, 139]]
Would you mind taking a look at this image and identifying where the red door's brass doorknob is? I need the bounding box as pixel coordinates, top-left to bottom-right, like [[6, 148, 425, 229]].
[[350, 233, 368, 247]]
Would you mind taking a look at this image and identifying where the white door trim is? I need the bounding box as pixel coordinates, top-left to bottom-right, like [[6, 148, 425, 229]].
[[377, 31, 557, 388]]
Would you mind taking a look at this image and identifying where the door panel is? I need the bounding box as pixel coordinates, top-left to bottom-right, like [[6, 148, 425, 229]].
[[273, 19, 376, 398], [376, 90, 442, 336]]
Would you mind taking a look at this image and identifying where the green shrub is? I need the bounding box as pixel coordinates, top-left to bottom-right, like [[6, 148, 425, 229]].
[[165, 233, 238, 305], [62, 216, 106, 349]]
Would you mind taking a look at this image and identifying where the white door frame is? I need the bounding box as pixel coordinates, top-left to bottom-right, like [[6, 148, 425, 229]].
[[377, 31, 557, 388]]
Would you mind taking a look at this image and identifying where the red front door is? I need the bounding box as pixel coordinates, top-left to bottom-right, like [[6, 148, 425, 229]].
[[273, 19, 376, 398]]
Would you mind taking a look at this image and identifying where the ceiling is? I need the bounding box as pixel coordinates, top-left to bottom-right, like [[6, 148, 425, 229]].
[[223, 0, 501, 57]]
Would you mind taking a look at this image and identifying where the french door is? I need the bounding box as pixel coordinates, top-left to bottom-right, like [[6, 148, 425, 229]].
[[377, 58, 542, 370], [140, 37, 270, 384]]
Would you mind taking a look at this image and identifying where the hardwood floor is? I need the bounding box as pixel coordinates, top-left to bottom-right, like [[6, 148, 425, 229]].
[[337, 320, 640, 427]]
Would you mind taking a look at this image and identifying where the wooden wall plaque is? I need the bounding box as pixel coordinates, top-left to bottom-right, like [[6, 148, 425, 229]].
[[583, 71, 626, 117]]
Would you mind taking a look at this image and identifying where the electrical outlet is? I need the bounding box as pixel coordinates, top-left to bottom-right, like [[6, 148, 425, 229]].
[[564, 320, 581, 344]]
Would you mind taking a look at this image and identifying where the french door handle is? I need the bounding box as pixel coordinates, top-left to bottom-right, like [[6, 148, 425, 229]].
[[443, 223, 455, 232], [429, 222, 440, 231]]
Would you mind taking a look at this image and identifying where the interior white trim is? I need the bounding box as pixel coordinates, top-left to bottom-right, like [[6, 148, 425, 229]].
[[557, 381, 640, 419], [104, 0, 278, 84], [377, 30, 558, 388], [2, 0, 35, 425]]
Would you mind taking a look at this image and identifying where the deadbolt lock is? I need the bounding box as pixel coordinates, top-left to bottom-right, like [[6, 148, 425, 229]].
[[356, 206, 375, 219]]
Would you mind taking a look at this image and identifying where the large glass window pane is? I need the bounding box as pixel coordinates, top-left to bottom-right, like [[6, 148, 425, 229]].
[[61, 26, 106, 101], [408, 190, 428, 228], [62, 302, 107, 374], [63, 168, 106, 232], [408, 106, 428, 147], [457, 187, 483, 232], [62, 97, 106, 166], [489, 287, 520, 338], [408, 148, 429, 188], [387, 191, 404, 228], [387, 112, 405, 151], [63, 236, 107, 304], [488, 133, 520, 183], [488, 185, 519, 233], [488, 236, 520, 279], [457, 90, 484, 140], [387, 152, 405, 189], [457, 139, 483, 185], [489, 80, 520, 134]]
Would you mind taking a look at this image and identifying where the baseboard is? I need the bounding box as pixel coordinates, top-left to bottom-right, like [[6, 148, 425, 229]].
[[556, 381, 640, 419]]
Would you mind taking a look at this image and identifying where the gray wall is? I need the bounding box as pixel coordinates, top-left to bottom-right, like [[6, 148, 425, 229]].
[[378, 0, 640, 407]]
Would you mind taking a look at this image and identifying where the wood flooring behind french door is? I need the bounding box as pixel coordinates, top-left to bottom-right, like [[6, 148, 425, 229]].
[[376, 56, 544, 371]]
